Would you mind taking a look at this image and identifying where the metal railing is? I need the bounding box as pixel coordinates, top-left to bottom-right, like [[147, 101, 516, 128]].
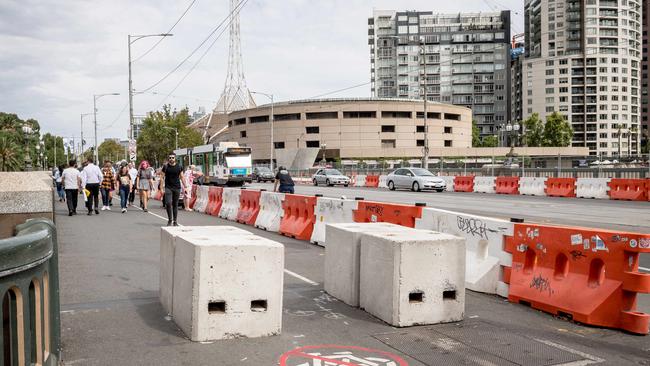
[[0, 219, 61, 366]]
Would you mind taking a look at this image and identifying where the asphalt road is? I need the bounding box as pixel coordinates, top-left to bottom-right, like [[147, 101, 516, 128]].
[[57, 196, 650, 365]]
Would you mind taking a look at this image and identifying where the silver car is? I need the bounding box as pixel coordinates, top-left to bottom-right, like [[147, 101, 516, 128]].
[[312, 168, 350, 187], [386, 168, 446, 192]]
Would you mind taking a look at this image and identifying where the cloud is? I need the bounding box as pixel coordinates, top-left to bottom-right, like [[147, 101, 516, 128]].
[[0, 0, 523, 143]]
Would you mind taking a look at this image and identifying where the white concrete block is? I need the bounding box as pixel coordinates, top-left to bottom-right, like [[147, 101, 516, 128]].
[[159, 226, 254, 315], [324, 223, 411, 307], [172, 230, 284, 341], [473, 176, 496, 193], [360, 229, 465, 327], [519, 177, 547, 196], [576, 178, 610, 199]]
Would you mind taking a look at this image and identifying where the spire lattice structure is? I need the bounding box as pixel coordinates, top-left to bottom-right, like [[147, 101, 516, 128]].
[[214, 0, 255, 114]]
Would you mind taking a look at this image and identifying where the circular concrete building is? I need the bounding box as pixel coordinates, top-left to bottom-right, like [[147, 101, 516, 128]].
[[209, 98, 471, 165]]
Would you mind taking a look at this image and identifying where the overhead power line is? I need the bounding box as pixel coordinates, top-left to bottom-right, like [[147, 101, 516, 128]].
[[137, 0, 248, 94], [132, 0, 199, 62]]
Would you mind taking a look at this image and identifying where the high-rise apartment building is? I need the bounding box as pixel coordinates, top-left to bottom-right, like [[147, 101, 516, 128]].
[[368, 10, 511, 137], [642, 0, 649, 149], [523, 0, 642, 156]]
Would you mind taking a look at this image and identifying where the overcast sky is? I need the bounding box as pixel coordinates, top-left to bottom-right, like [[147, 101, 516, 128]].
[[0, 0, 523, 145]]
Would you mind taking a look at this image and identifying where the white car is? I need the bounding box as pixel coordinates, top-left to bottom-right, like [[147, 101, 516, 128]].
[[386, 168, 446, 192], [312, 169, 350, 187]]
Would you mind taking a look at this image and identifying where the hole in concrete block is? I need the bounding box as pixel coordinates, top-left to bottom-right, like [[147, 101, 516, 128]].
[[409, 291, 424, 303], [208, 301, 226, 314], [251, 300, 268, 312], [443, 290, 456, 300]]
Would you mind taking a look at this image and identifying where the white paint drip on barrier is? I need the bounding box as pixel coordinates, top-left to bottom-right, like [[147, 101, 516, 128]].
[[218, 188, 241, 221], [310, 197, 359, 246], [576, 178, 611, 199], [415, 207, 513, 297], [254, 191, 286, 233], [193, 185, 210, 213]]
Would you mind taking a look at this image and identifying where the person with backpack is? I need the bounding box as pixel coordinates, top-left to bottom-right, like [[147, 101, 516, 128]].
[[273, 166, 295, 194]]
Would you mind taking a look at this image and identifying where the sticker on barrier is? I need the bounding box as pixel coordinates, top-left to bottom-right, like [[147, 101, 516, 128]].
[[279, 345, 408, 366]]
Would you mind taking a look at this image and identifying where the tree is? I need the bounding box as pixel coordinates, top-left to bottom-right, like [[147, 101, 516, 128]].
[[523, 113, 544, 147], [481, 135, 499, 147], [471, 120, 481, 147], [0, 133, 21, 171], [98, 139, 125, 163], [42, 133, 66, 168], [0, 112, 43, 170], [137, 105, 204, 166], [543, 112, 573, 147]]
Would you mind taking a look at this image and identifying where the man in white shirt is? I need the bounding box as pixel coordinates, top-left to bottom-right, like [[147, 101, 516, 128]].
[[128, 162, 138, 206], [61, 159, 82, 216], [81, 157, 103, 215]]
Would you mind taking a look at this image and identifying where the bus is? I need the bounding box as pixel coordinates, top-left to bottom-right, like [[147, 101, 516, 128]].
[[174, 142, 253, 186]]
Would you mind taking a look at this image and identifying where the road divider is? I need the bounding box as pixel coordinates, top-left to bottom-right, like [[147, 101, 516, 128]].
[[496, 176, 520, 195], [473, 176, 496, 194], [454, 176, 475, 192], [576, 178, 610, 199], [236, 189, 262, 225], [519, 177, 548, 196], [279, 194, 317, 240], [545, 178, 576, 197], [608, 178, 649, 201], [206, 186, 224, 216], [218, 188, 241, 221], [310, 197, 360, 246], [353, 201, 424, 228], [255, 191, 285, 232]]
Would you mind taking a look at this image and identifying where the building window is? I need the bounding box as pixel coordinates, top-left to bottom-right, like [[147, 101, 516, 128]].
[[381, 125, 395, 132], [306, 126, 319, 134], [274, 113, 301, 121], [381, 111, 411, 118], [250, 115, 269, 123], [444, 140, 453, 147], [416, 139, 425, 146], [234, 118, 246, 125], [416, 112, 441, 119], [306, 112, 338, 120], [444, 126, 452, 134], [306, 140, 320, 148], [381, 139, 396, 148], [240, 131, 247, 138], [416, 125, 425, 133], [444, 113, 461, 121], [274, 141, 285, 149], [343, 111, 376, 118]]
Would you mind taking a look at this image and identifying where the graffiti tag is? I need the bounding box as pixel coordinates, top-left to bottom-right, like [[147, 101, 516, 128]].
[[530, 275, 553, 296], [365, 205, 384, 216], [456, 216, 498, 239], [569, 250, 587, 260]]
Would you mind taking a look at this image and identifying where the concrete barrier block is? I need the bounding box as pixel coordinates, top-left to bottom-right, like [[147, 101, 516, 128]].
[[519, 177, 547, 196], [160, 226, 254, 316], [310, 197, 359, 246], [324, 223, 411, 307], [360, 229, 465, 327], [218, 188, 242, 221], [576, 178, 611, 199], [171, 227, 284, 341]]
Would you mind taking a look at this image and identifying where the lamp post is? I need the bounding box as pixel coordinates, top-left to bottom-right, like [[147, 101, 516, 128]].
[[162, 126, 179, 150], [320, 143, 327, 167], [250, 91, 275, 171], [22, 125, 33, 171], [80, 112, 93, 160], [38, 139, 44, 170], [93, 93, 120, 162], [129, 33, 173, 141]]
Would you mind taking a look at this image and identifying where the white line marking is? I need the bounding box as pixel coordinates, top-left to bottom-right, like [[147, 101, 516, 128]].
[[534, 338, 605, 365], [639, 266, 650, 272], [284, 269, 319, 286]]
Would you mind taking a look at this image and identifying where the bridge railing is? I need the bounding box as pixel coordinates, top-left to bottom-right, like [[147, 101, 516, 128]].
[[0, 218, 60, 366]]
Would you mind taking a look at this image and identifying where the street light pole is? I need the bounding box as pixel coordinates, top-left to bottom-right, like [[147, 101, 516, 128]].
[[93, 93, 120, 163], [251, 91, 275, 171], [129, 33, 173, 142]]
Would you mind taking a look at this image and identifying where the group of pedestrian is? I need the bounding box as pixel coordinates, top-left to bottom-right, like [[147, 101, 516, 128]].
[[55, 152, 190, 226]]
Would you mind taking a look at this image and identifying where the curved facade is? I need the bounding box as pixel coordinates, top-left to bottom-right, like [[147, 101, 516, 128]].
[[211, 98, 471, 163]]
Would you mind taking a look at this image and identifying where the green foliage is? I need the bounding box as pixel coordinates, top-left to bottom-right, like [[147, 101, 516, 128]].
[[98, 139, 125, 163], [0, 133, 21, 171], [523, 113, 544, 147], [471, 120, 481, 147], [0, 112, 42, 171], [481, 135, 499, 147], [137, 105, 204, 167], [41, 133, 67, 168], [543, 112, 573, 147]]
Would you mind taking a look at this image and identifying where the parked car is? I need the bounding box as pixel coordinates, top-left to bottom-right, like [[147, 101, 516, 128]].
[[252, 167, 275, 182], [312, 168, 350, 187], [386, 168, 446, 192]]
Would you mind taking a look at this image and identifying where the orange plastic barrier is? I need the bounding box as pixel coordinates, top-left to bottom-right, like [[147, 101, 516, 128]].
[[454, 176, 475, 192], [353, 201, 423, 228], [188, 185, 198, 209], [545, 177, 576, 197], [365, 175, 380, 188], [608, 179, 649, 201], [236, 189, 262, 225], [206, 187, 223, 216], [496, 176, 520, 195], [505, 223, 650, 334], [279, 194, 317, 240]]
